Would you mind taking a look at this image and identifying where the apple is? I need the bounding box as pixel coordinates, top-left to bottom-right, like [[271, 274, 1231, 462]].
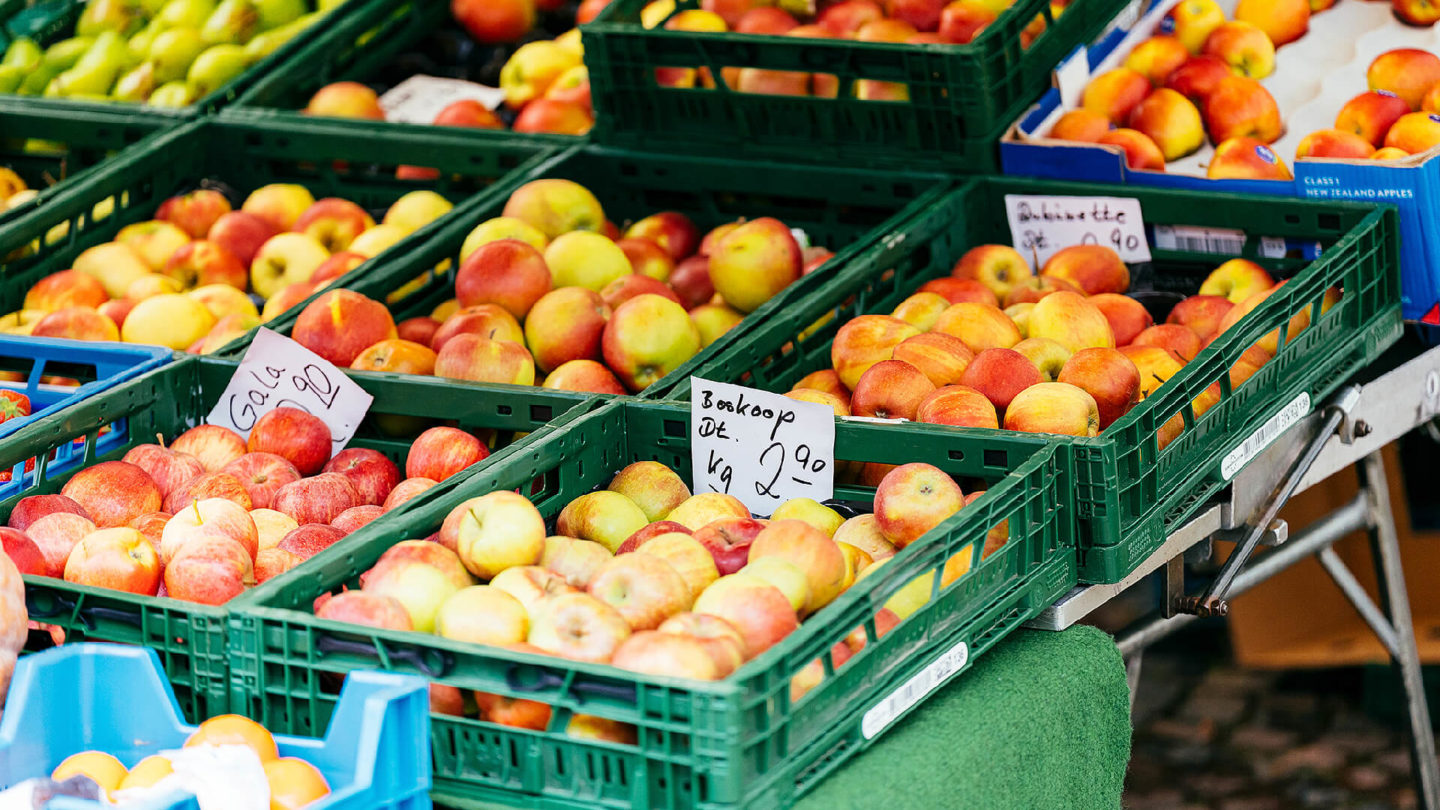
[[364, 540, 475, 631], [208, 211, 278, 269], [606, 461, 691, 523], [450, 490, 546, 579], [503, 179, 606, 241], [349, 340, 436, 376], [260, 282, 318, 322], [116, 221, 190, 272], [1217, 282, 1310, 354], [331, 505, 383, 534], [1234, 0, 1307, 46], [1027, 291, 1114, 353], [249, 233, 330, 299], [383, 477, 437, 511], [1087, 293, 1153, 346], [1081, 68, 1151, 124], [914, 384, 999, 428], [246, 407, 331, 475], [556, 491, 649, 553], [819, 0, 883, 33], [455, 239, 552, 320], [304, 81, 385, 119], [122, 443, 205, 499], [323, 448, 400, 506], [832, 514, 897, 563], [164, 470, 253, 513], [770, 498, 844, 538], [1336, 91, 1412, 147], [849, 360, 936, 420], [541, 536, 613, 589], [1133, 324, 1203, 362], [1167, 0, 1225, 53], [1167, 295, 1233, 340], [72, 243, 150, 300], [251, 508, 299, 550], [586, 553, 692, 630], [1296, 129, 1376, 159], [275, 523, 346, 560], [956, 347, 1043, 414], [490, 565, 574, 614], [1202, 21, 1274, 80], [1368, 50, 1440, 111], [748, 519, 847, 613], [430, 304, 525, 353], [1205, 76, 1281, 144], [1122, 345, 1186, 398], [1013, 337, 1073, 382], [602, 274, 684, 311], [435, 333, 537, 386], [435, 585, 529, 644], [1199, 259, 1274, 303], [618, 521, 692, 554], [171, 424, 246, 472], [159, 497, 258, 565], [126, 274, 186, 301], [315, 591, 412, 630], [669, 255, 717, 310], [602, 294, 702, 391], [122, 294, 217, 351], [524, 287, 609, 374], [543, 65, 592, 116], [1042, 245, 1129, 296], [707, 218, 801, 313], [690, 303, 745, 348], [292, 290, 397, 367], [27, 513, 96, 577], [615, 238, 674, 284], [1057, 348, 1141, 429], [1384, 112, 1440, 154], [165, 535, 252, 604], [634, 533, 719, 603], [1127, 88, 1204, 162], [934, 302, 1023, 353], [1124, 35, 1190, 85], [658, 612, 746, 673], [918, 278, 1001, 307], [1164, 55, 1232, 106], [937, 0, 995, 43], [157, 189, 232, 240], [8, 494, 90, 531], [831, 315, 922, 389], [889, 292, 950, 331], [31, 307, 120, 343], [64, 527, 161, 595], [404, 426, 486, 483], [0, 527, 46, 576], [24, 270, 109, 313], [1048, 109, 1113, 142], [539, 359, 624, 394], [667, 493, 752, 531], [61, 461, 162, 528], [792, 369, 851, 402], [95, 299, 136, 331], [693, 573, 798, 657], [460, 218, 548, 262], [1392, 0, 1440, 25], [872, 463, 964, 548], [1003, 382, 1101, 436], [397, 317, 441, 346], [527, 591, 634, 666], [610, 631, 721, 680], [1002, 275, 1083, 308], [1207, 138, 1291, 180], [949, 244, 1035, 299]]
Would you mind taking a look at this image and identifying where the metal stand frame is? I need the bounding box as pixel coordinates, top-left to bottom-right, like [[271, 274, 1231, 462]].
[[1028, 345, 1440, 809]]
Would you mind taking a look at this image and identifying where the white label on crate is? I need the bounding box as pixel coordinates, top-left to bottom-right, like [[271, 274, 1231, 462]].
[[690, 377, 834, 516], [206, 328, 374, 449], [379, 75, 506, 124], [1261, 236, 1288, 259], [861, 640, 970, 740], [1004, 195, 1152, 266], [1153, 225, 1289, 259], [1055, 46, 1090, 110], [1220, 392, 1312, 480]]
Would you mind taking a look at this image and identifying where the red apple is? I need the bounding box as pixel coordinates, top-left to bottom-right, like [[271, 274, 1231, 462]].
[[406, 427, 487, 482], [163, 471, 252, 513], [0, 527, 46, 576], [64, 527, 161, 595], [164, 535, 252, 604], [246, 407, 332, 475], [60, 461, 162, 528], [692, 517, 766, 575], [171, 424, 247, 473], [322, 448, 400, 506], [271, 473, 361, 526], [220, 452, 302, 510], [27, 513, 95, 577], [383, 477, 437, 511], [8, 494, 90, 531], [276, 523, 347, 560]]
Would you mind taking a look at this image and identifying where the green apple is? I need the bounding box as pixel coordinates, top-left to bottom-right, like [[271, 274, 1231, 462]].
[[113, 61, 157, 101], [76, 0, 145, 37], [42, 37, 97, 72], [186, 43, 247, 94], [148, 27, 206, 82], [147, 79, 196, 106], [241, 10, 315, 60], [3, 37, 42, 72], [159, 0, 218, 28], [200, 0, 260, 44], [256, 0, 305, 30]]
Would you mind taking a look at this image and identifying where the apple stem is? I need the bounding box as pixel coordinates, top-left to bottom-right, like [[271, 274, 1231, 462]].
[[192, 497, 203, 524], [156, 433, 166, 448]]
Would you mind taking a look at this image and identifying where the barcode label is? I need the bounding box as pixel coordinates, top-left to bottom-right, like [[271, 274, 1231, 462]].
[[860, 640, 969, 739], [1153, 225, 1245, 255], [1221, 392, 1311, 480]]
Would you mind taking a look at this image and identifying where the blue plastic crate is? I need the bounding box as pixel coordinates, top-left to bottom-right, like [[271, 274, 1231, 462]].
[[0, 336, 172, 498], [0, 644, 432, 810]]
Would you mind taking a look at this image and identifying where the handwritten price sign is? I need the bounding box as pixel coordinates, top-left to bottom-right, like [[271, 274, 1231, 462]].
[[205, 328, 374, 448], [1004, 194, 1152, 266], [379, 75, 506, 124], [690, 378, 835, 516]]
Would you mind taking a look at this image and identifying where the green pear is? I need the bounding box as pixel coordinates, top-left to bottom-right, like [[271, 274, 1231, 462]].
[[200, 0, 260, 44], [18, 66, 60, 95], [316, 0, 347, 12], [159, 0, 218, 29], [139, 0, 169, 16], [147, 27, 206, 82], [42, 37, 97, 72], [255, 0, 305, 30], [128, 18, 164, 61], [113, 61, 156, 101], [2, 37, 42, 72], [76, 0, 145, 37], [0, 66, 22, 94], [241, 10, 316, 61], [186, 42, 246, 95], [147, 79, 196, 106], [52, 32, 130, 96]]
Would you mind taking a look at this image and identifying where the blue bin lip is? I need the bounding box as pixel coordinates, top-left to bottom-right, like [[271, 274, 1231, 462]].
[[0, 337, 173, 441]]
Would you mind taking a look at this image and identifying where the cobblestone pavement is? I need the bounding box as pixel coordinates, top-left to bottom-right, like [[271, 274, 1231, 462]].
[[1125, 650, 1429, 810]]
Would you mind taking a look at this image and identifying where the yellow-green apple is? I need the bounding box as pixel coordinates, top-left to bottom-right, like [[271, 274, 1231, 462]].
[[611, 630, 721, 679], [61, 461, 162, 528], [451, 490, 546, 579], [1057, 347, 1140, 429], [850, 359, 937, 420], [250, 233, 329, 298], [1297, 128, 1376, 159], [1368, 50, 1440, 111], [1006, 302, 1035, 337], [431, 304, 525, 353], [8, 494, 91, 532], [616, 238, 674, 283], [1048, 109, 1113, 142], [64, 527, 160, 595], [690, 302, 744, 347], [707, 217, 802, 313], [1234, 0, 1308, 46], [1167, 0, 1225, 52], [121, 443, 204, 500], [1384, 112, 1440, 154], [1167, 294, 1233, 339], [557, 491, 649, 553], [670, 255, 716, 309], [97, 300, 137, 332], [769, 498, 844, 537], [891, 292, 952, 330], [461, 217, 549, 261], [220, 453, 302, 511], [669, 493, 751, 531], [1217, 282, 1309, 354], [185, 285, 257, 324], [1082, 68, 1152, 124], [271, 473, 361, 526], [933, 302, 1023, 353], [242, 184, 315, 231], [502, 179, 605, 240], [608, 461, 691, 522], [1003, 381, 1101, 436], [31, 307, 120, 342], [291, 198, 374, 254], [169, 425, 245, 473], [838, 541, 871, 587], [383, 190, 453, 234], [350, 339, 437, 376], [1002, 275, 1083, 307], [1013, 337, 1072, 381], [528, 591, 631, 663], [524, 287, 609, 374], [250, 508, 298, 550], [28, 513, 95, 577], [157, 189, 232, 240], [937, 0, 995, 43], [315, 591, 412, 630], [542, 535, 613, 589], [602, 274, 684, 311], [406, 426, 487, 482], [435, 586, 529, 644], [275, 523, 346, 560], [589, 551, 693, 630], [1199, 258, 1274, 303], [692, 516, 766, 575], [383, 477, 436, 511], [891, 331, 974, 388], [915, 384, 1000, 428], [625, 212, 700, 261], [1088, 293, 1153, 345], [786, 389, 849, 416], [958, 347, 1042, 414], [1208, 137, 1292, 179], [304, 81, 384, 119], [693, 573, 797, 656], [24, 270, 109, 312], [1202, 22, 1274, 79], [1164, 55, 1231, 106], [544, 231, 632, 291], [874, 462, 963, 548], [919, 277, 1001, 307], [950, 244, 1035, 299], [1128, 87, 1204, 161], [332, 505, 383, 534], [1042, 244, 1130, 295], [165, 535, 252, 604], [490, 565, 576, 613], [819, 0, 883, 33], [1205, 76, 1281, 143], [832, 513, 896, 563], [322, 447, 400, 506], [208, 211, 278, 269], [544, 64, 592, 115], [159, 496, 258, 565], [1121, 346, 1183, 398], [347, 224, 407, 258], [474, 688, 552, 731], [73, 242, 152, 298], [500, 41, 578, 106], [127, 274, 185, 301], [363, 540, 475, 633], [435, 333, 538, 385], [0, 527, 46, 576], [455, 239, 552, 320], [116, 220, 190, 271], [1336, 91, 1410, 146], [1125, 35, 1190, 85], [543, 359, 627, 394], [1028, 291, 1116, 352], [602, 294, 701, 391], [1133, 324, 1203, 361]]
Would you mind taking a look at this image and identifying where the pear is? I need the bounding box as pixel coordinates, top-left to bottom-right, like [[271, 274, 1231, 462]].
[[128, 18, 165, 61], [317, 0, 347, 11], [0, 66, 21, 94], [255, 0, 305, 29], [139, 0, 169, 15], [2, 37, 42, 72], [241, 11, 316, 61], [113, 61, 157, 101], [52, 32, 131, 96], [148, 27, 206, 82], [18, 66, 60, 95], [159, 0, 218, 29], [148, 79, 196, 106], [76, 0, 145, 37], [200, 0, 260, 44], [42, 37, 97, 72], [186, 43, 247, 95]]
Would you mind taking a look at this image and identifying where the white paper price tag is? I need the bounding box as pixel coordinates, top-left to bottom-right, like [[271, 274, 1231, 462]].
[[690, 378, 834, 516], [379, 75, 506, 124], [205, 328, 374, 449], [1004, 194, 1152, 266]]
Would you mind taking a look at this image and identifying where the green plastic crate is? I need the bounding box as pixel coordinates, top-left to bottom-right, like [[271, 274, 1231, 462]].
[[2, 354, 594, 722], [0, 113, 557, 355], [227, 398, 1076, 809], [228, 0, 582, 144], [683, 176, 1403, 584], [244, 142, 950, 400], [0, 99, 169, 228], [582, 0, 1128, 173]]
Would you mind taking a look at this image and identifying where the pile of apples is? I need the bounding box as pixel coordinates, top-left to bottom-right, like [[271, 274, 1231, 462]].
[[1322, 48, 1440, 160], [291, 177, 831, 394], [47, 715, 329, 808], [632, 0, 1059, 102], [0, 409, 492, 605], [791, 242, 1328, 447], [6, 183, 453, 353], [316, 455, 1002, 725], [0, 0, 340, 106]]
